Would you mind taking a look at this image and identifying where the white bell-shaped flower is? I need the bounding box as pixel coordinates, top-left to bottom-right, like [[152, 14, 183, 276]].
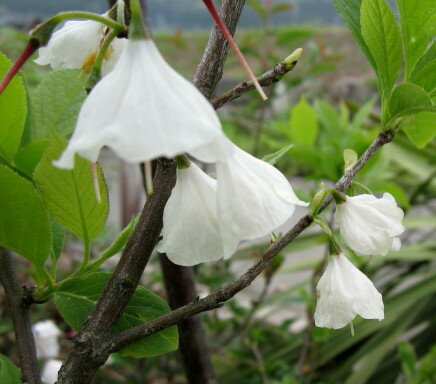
[[216, 142, 308, 239], [54, 39, 224, 169], [35, 18, 126, 76], [314, 253, 384, 329], [334, 193, 404, 256], [157, 163, 240, 266], [41, 359, 63, 384], [33, 320, 61, 360]]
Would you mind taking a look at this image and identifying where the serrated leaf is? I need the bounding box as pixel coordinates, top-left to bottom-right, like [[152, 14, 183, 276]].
[[14, 140, 50, 177], [0, 354, 21, 384], [54, 272, 178, 358], [26, 69, 86, 143], [0, 52, 27, 161], [389, 83, 433, 120], [402, 111, 436, 149], [262, 144, 293, 165], [361, 0, 402, 106], [35, 138, 108, 241], [396, 0, 436, 79], [0, 166, 51, 266], [290, 98, 318, 146], [332, 0, 376, 69]]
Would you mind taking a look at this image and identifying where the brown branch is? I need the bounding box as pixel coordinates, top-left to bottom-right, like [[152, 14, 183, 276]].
[[56, 159, 176, 384], [192, 0, 247, 98], [212, 61, 297, 109], [0, 248, 40, 384], [160, 254, 216, 384], [110, 130, 395, 352]]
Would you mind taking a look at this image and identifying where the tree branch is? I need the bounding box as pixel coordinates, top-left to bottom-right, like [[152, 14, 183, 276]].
[[56, 159, 176, 384], [212, 61, 297, 109], [193, 0, 247, 98], [0, 248, 40, 384], [160, 254, 216, 384], [110, 130, 395, 352]]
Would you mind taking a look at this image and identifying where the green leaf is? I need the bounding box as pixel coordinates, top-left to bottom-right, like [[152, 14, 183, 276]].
[[247, 0, 267, 21], [389, 83, 433, 120], [270, 3, 294, 15], [343, 149, 358, 172], [262, 144, 293, 165], [410, 42, 436, 96], [0, 354, 21, 384], [398, 342, 418, 383], [54, 272, 179, 358], [35, 138, 108, 241], [290, 98, 318, 146], [332, 0, 376, 69], [396, 0, 436, 79], [0, 166, 51, 266], [402, 111, 436, 149], [361, 0, 402, 107], [26, 69, 86, 143], [51, 218, 65, 261], [14, 140, 50, 177], [0, 52, 27, 162]]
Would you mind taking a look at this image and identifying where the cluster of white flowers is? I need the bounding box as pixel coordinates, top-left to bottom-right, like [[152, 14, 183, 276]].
[[35, 14, 308, 266], [34, 5, 405, 333], [314, 193, 404, 329]]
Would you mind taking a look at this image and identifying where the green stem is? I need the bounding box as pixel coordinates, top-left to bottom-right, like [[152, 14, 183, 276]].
[[56, 12, 124, 32], [86, 28, 119, 89], [74, 239, 91, 276]]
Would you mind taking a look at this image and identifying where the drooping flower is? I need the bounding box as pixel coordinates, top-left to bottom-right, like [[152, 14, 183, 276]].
[[157, 162, 240, 266], [53, 38, 225, 169], [314, 253, 384, 329], [334, 193, 404, 256], [33, 320, 61, 359], [41, 359, 63, 384], [35, 18, 126, 76], [216, 142, 308, 240]]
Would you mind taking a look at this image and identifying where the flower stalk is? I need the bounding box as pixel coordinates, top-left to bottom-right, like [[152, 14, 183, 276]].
[[201, 0, 267, 100]]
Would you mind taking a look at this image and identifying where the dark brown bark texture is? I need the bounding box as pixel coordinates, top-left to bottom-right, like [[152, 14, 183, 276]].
[[0, 248, 41, 384], [160, 255, 216, 384]]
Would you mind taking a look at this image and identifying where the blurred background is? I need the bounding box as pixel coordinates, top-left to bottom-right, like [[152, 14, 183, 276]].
[[0, 1, 435, 383]]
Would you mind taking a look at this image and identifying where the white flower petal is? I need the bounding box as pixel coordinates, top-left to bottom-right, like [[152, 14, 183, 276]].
[[334, 194, 404, 256], [41, 359, 63, 384], [101, 38, 128, 76], [157, 163, 239, 266], [314, 254, 384, 329], [217, 143, 308, 239], [54, 40, 224, 169], [33, 320, 61, 359], [35, 19, 103, 69]]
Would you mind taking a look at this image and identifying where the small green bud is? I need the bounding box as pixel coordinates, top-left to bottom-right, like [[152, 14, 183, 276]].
[[343, 149, 358, 172], [283, 48, 303, 69]]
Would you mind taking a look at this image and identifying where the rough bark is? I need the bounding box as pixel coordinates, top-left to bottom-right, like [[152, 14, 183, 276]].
[[0, 248, 40, 384], [160, 255, 216, 384]]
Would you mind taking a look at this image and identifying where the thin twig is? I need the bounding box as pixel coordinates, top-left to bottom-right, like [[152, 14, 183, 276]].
[[109, 128, 395, 352], [0, 248, 40, 384], [212, 61, 297, 109]]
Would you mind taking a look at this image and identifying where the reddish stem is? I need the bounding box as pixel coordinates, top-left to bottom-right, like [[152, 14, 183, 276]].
[[0, 42, 38, 96], [201, 0, 267, 100]]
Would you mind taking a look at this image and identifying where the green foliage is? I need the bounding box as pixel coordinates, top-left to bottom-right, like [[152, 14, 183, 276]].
[[25, 69, 86, 143], [360, 0, 402, 117], [0, 354, 21, 384], [410, 42, 436, 98], [389, 83, 433, 121], [0, 166, 51, 266], [396, 0, 436, 80], [13, 140, 49, 177], [402, 111, 436, 149], [54, 272, 179, 358], [289, 97, 318, 146], [0, 52, 26, 162], [35, 138, 109, 241]]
